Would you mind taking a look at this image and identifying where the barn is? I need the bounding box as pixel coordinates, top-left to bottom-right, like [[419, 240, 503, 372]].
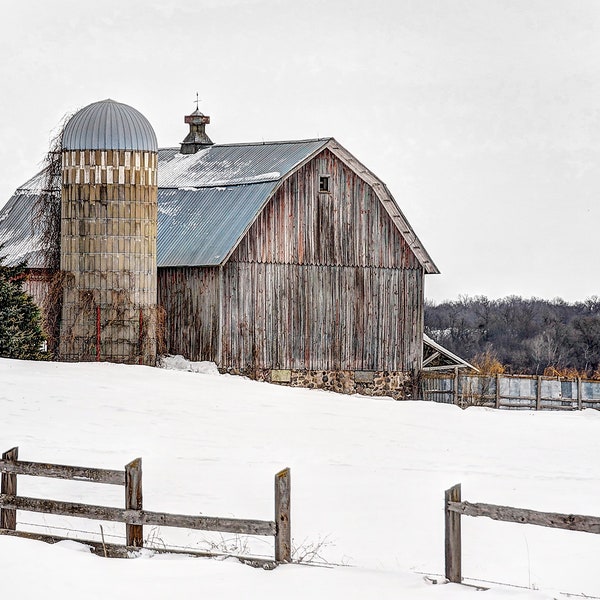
[[0, 99, 439, 398]]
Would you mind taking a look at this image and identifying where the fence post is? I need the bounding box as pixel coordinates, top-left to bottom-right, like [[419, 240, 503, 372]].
[[536, 375, 542, 410], [577, 377, 582, 410], [445, 483, 462, 584], [495, 374, 500, 409], [125, 458, 143, 547], [1, 447, 19, 530], [96, 306, 101, 362], [274, 467, 291, 562], [453, 367, 459, 406]]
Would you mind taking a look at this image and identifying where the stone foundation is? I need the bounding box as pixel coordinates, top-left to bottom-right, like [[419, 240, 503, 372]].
[[222, 367, 415, 400]]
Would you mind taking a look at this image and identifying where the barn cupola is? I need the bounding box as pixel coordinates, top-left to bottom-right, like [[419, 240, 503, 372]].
[[180, 101, 213, 154]]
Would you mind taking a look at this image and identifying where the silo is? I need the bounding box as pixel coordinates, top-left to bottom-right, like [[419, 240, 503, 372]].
[[59, 99, 158, 365]]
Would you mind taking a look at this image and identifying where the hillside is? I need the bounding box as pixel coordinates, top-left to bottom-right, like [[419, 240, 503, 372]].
[[0, 358, 599, 599]]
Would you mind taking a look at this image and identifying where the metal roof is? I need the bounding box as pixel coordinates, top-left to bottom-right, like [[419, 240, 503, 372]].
[[0, 188, 46, 268], [62, 99, 158, 152], [0, 138, 438, 272], [157, 139, 329, 188], [158, 183, 279, 266]]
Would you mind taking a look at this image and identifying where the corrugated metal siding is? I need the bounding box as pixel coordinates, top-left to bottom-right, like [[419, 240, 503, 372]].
[[157, 139, 328, 188], [63, 100, 158, 151], [157, 183, 278, 266]]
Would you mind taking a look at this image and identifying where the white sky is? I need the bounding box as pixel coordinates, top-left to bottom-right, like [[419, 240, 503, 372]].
[[1, 0, 598, 302]]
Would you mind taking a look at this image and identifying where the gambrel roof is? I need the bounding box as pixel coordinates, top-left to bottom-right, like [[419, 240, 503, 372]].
[[0, 139, 438, 273]]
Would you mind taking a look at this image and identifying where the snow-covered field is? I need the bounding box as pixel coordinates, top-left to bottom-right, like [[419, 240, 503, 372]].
[[1, 358, 599, 599]]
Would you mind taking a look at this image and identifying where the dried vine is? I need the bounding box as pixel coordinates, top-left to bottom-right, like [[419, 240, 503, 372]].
[[33, 122, 66, 357]]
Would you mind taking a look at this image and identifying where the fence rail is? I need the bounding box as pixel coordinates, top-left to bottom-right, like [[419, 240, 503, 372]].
[[422, 370, 600, 411], [444, 483, 600, 584], [0, 446, 291, 562]]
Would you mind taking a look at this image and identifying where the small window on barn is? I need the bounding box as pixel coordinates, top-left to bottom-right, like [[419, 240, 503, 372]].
[[319, 175, 331, 193]]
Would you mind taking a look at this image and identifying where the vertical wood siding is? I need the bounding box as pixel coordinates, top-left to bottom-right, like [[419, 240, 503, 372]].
[[220, 149, 424, 371], [220, 262, 423, 371], [232, 149, 420, 269], [158, 267, 220, 362]]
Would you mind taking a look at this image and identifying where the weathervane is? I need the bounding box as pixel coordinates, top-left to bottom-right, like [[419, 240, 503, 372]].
[[195, 92, 200, 111]]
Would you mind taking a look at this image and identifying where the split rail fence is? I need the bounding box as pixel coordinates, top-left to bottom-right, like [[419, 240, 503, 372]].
[[444, 484, 600, 584], [0, 447, 291, 562], [422, 370, 600, 410]]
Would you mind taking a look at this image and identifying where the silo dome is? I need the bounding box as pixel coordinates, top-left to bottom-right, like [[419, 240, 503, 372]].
[[62, 99, 158, 152]]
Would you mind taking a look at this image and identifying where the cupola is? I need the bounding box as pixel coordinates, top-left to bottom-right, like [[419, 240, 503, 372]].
[[180, 104, 213, 154]]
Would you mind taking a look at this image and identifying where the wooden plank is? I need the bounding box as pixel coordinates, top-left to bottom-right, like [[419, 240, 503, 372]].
[[0, 494, 276, 535], [448, 501, 600, 534], [274, 468, 291, 562], [125, 458, 143, 547], [0, 459, 125, 486], [445, 484, 461, 584], [1, 448, 18, 530]]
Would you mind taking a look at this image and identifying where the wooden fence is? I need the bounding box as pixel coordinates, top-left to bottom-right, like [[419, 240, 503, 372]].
[[0, 447, 291, 562], [444, 484, 600, 584], [421, 370, 600, 410]]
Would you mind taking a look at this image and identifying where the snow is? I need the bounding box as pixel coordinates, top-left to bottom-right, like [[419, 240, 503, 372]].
[[158, 149, 282, 188], [157, 354, 220, 375], [0, 358, 599, 599]]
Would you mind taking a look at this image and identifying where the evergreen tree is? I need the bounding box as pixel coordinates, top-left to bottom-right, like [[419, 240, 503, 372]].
[[0, 250, 47, 360]]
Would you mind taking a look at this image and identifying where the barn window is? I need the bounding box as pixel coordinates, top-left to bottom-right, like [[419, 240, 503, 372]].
[[319, 175, 331, 193]]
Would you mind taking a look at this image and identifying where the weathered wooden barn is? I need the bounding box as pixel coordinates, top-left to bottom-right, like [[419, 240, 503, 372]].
[[0, 100, 439, 397]]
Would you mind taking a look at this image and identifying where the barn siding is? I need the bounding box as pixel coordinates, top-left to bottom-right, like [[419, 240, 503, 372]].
[[158, 267, 220, 362], [220, 262, 423, 372], [23, 270, 52, 308], [220, 149, 424, 372], [232, 149, 421, 269]]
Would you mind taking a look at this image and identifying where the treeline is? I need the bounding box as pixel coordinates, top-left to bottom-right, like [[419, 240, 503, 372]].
[[424, 295, 600, 376]]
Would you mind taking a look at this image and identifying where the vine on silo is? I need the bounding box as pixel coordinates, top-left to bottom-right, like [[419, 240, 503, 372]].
[[33, 118, 69, 358]]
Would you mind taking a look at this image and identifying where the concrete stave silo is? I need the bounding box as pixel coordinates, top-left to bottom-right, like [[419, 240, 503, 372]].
[[59, 99, 158, 365]]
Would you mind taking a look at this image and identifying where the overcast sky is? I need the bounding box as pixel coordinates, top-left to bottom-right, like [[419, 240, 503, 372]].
[[1, 0, 598, 303]]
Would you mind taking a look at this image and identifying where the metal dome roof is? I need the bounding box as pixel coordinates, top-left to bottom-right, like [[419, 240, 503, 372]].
[[62, 99, 158, 152]]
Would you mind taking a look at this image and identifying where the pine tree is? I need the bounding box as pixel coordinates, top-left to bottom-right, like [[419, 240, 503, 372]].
[[0, 249, 47, 360]]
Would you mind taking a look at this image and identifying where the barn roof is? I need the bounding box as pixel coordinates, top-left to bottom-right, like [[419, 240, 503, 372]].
[[0, 139, 438, 273]]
